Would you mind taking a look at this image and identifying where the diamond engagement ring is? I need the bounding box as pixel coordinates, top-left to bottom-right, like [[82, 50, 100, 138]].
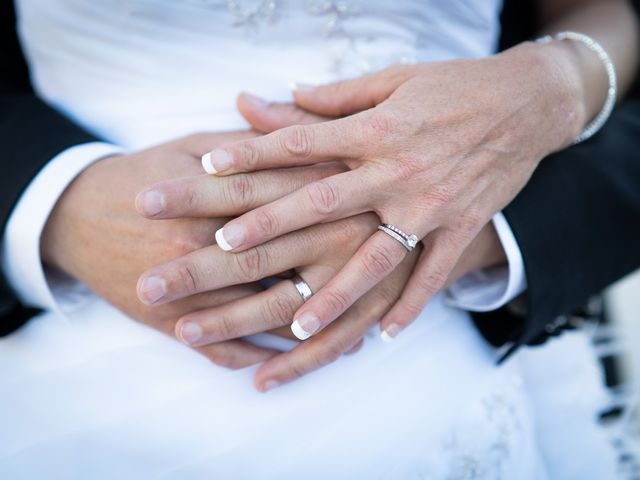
[[292, 273, 313, 302], [377, 224, 419, 252]]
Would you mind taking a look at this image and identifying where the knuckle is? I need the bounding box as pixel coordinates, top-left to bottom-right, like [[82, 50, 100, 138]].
[[235, 246, 269, 281], [225, 175, 257, 209], [393, 155, 422, 181], [330, 218, 364, 251], [456, 212, 483, 237], [306, 180, 341, 215], [284, 359, 308, 381], [425, 187, 453, 209], [366, 111, 400, 138], [236, 142, 263, 170], [264, 292, 297, 325], [281, 125, 314, 157], [309, 345, 341, 369], [362, 244, 396, 280], [421, 269, 448, 295], [174, 261, 200, 293], [401, 300, 424, 318], [216, 315, 237, 340], [343, 215, 368, 237], [321, 288, 352, 316], [255, 208, 280, 237], [181, 187, 202, 213]]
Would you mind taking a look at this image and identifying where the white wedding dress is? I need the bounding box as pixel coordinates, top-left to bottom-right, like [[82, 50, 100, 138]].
[[1, 1, 619, 478]]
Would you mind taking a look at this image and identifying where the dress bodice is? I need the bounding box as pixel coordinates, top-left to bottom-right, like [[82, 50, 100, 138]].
[[15, 0, 503, 147]]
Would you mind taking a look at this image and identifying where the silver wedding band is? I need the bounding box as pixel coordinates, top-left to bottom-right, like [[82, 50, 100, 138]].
[[377, 224, 419, 252], [292, 273, 313, 302]]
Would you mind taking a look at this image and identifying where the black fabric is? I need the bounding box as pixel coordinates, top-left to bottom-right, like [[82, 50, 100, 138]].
[[498, 0, 538, 51], [479, 101, 640, 351], [470, 0, 640, 356], [0, 0, 97, 333]]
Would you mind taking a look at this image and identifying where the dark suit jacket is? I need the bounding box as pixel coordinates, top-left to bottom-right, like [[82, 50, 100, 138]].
[[1, 0, 640, 356]]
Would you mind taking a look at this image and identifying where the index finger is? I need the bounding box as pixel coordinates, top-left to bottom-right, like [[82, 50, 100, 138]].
[[136, 163, 347, 219], [201, 114, 369, 176]]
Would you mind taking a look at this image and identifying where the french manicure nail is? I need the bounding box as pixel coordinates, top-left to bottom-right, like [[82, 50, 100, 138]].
[[136, 190, 165, 216], [261, 380, 281, 392], [381, 323, 402, 343], [215, 224, 246, 251], [139, 276, 167, 304], [179, 322, 203, 345], [201, 149, 233, 174], [291, 312, 321, 340]]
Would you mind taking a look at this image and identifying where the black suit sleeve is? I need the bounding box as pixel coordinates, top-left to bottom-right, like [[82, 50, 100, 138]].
[[471, 0, 640, 354], [512, 100, 640, 343], [0, 1, 97, 335], [472, 100, 640, 352]]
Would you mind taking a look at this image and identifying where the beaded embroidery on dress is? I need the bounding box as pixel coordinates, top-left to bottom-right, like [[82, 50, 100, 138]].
[[16, 0, 502, 148]]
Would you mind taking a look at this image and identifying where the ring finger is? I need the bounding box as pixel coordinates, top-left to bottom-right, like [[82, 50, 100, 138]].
[[174, 265, 330, 347]]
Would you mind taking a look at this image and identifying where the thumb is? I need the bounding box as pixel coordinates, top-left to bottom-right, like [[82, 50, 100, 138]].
[[237, 93, 328, 133], [292, 64, 414, 117]]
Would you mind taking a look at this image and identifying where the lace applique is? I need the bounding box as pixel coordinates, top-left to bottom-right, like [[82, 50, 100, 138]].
[[306, 1, 361, 37], [147, 0, 420, 75], [221, 0, 418, 75], [443, 376, 525, 480], [226, 0, 280, 29]]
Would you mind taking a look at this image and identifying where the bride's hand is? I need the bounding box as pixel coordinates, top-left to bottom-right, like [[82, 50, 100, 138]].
[[135, 99, 508, 389], [195, 42, 590, 340]]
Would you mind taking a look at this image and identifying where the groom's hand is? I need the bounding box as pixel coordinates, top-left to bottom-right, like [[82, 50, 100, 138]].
[[40, 132, 340, 367]]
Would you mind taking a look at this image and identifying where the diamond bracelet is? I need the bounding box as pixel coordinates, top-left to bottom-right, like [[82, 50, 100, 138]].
[[536, 31, 617, 145]]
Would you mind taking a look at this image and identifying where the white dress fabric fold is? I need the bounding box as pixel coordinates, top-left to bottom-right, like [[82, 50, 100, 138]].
[[0, 295, 616, 478]]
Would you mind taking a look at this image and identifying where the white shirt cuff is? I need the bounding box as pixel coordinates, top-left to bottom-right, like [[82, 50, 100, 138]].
[[1, 142, 124, 316], [445, 212, 527, 312]]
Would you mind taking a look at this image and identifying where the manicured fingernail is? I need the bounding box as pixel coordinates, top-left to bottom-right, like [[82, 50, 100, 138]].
[[242, 93, 268, 107], [291, 312, 320, 340], [139, 276, 167, 304], [202, 149, 232, 174], [215, 224, 246, 251], [288, 82, 315, 92], [381, 323, 402, 343], [179, 322, 203, 345], [136, 190, 165, 216], [260, 380, 281, 392]]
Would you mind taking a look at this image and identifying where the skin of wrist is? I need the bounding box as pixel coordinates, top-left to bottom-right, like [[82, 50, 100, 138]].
[[498, 41, 590, 150], [538, 38, 609, 133], [40, 157, 108, 274]]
